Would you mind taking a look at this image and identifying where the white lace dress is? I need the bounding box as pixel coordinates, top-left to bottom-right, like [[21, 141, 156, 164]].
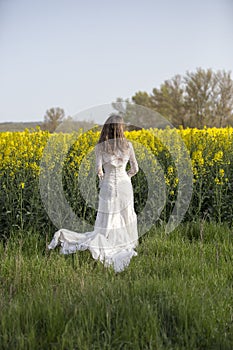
[[48, 141, 139, 272]]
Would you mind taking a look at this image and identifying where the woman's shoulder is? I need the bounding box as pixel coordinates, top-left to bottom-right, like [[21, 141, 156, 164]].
[[95, 143, 101, 155], [126, 140, 134, 150], [125, 139, 130, 144]]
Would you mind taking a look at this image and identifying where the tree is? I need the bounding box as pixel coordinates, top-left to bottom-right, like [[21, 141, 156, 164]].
[[212, 70, 233, 127], [127, 68, 233, 128], [112, 97, 129, 118], [132, 91, 152, 109], [112, 97, 163, 129], [150, 75, 186, 127], [43, 107, 65, 132], [183, 68, 217, 128]]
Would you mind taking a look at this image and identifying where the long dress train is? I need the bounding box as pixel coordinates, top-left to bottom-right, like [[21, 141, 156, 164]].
[[48, 141, 139, 272]]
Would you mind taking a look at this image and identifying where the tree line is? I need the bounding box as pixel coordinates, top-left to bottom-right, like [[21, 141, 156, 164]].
[[113, 67, 233, 128], [42, 67, 233, 132]]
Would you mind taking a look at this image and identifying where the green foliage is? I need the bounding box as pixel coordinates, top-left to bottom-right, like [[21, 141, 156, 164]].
[[0, 223, 232, 349], [123, 68, 233, 128]]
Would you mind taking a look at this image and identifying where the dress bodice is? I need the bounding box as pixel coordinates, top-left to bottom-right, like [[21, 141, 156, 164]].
[[95, 141, 139, 180]]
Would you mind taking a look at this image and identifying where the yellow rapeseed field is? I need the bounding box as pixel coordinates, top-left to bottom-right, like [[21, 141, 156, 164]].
[[1, 126, 233, 235]]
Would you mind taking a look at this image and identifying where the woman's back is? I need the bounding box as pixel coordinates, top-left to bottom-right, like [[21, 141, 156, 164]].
[[48, 114, 139, 273], [96, 141, 138, 179]]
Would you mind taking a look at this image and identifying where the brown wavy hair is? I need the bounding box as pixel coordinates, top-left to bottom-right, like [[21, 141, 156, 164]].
[[98, 114, 129, 153]]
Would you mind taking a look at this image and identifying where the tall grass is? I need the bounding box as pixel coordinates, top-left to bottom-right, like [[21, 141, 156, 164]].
[[0, 222, 232, 349]]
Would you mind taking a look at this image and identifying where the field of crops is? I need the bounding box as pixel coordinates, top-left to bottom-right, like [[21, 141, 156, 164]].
[[1, 126, 233, 236], [0, 127, 233, 349]]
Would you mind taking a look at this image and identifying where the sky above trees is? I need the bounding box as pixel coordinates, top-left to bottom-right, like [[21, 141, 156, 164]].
[[0, 0, 233, 123]]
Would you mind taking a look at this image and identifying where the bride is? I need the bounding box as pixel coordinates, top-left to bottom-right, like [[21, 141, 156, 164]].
[[48, 114, 139, 272]]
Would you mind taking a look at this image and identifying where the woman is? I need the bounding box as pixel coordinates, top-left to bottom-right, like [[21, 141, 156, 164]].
[[48, 114, 139, 272]]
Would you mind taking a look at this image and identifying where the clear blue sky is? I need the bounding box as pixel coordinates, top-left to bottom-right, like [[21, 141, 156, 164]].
[[0, 0, 232, 123]]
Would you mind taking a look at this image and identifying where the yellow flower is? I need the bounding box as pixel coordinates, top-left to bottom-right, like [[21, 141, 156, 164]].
[[167, 166, 174, 175], [219, 168, 224, 177], [165, 177, 170, 186], [214, 177, 224, 186], [214, 151, 223, 162]]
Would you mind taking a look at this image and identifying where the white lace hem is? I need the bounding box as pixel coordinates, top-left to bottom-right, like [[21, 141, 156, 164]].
[[48, 228, 138, 273]]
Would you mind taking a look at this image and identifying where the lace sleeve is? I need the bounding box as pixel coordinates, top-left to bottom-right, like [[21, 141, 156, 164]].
[[127, 142, 139, 178], [95, 145, 104, 180]]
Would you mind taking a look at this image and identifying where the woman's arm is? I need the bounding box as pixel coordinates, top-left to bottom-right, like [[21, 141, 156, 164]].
[[127, 142, 139, 178], [95, 144, 104, 180]]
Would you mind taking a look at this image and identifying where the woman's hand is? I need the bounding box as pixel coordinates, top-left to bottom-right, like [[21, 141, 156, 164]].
[[98, 172, 104, 181]]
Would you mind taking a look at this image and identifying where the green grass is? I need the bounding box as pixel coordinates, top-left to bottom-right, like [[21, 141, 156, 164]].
[[0, 222, 232, 349]]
